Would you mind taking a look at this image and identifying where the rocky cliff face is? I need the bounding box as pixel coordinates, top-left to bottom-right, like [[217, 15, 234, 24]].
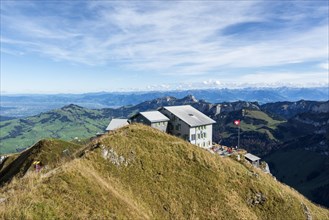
[[261, 100, 329, 119], [311, 102, 329, 113]]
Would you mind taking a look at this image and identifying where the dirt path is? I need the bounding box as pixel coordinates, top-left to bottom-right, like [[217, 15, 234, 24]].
[[37, 159, 150, 219]]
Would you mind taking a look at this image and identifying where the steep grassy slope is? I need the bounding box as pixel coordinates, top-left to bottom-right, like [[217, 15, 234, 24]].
[[0, 139, 82, 186], [0, 104, 109, 154], [0, 124, 328, 219]]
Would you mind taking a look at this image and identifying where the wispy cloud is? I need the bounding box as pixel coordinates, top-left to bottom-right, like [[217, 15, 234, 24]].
[[1, 1, 328, 89]]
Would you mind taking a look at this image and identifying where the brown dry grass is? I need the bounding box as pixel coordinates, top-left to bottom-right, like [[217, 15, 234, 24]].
[[0, 124, 328, 219]]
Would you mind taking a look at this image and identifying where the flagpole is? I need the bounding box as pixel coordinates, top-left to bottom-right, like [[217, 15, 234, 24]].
[[238, 124, 240, 149], [234, 120, 241, 149]]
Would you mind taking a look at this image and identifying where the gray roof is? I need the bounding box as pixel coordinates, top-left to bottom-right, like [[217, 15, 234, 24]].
[[106, 119, 129, 131], [139, 111, 170, 123], [162, 105, 216, 127], [244, 153, 261, 161]]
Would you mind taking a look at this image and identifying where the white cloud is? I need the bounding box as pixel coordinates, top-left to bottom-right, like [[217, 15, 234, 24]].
[[203, 80, 221, 86], [237, 71, 328, 86], [1, 1, 328, 83]]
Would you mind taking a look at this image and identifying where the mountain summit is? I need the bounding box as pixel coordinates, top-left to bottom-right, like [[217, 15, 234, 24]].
[[181, 94, 198, 103], [0, 124, 328, 219]]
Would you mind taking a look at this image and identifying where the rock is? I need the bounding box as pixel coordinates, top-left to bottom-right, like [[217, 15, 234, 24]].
[[247, 192, 266, 206], [0, 198, 7, 204], [301, 203, 312, 220], [102, 147, 131, 167], [0, 156, 7, 165]]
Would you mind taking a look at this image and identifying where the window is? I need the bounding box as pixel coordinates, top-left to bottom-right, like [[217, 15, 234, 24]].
[[175, 124, 181, 131], [191, 134, 196, 140], [204, 133, 207, 138], [203, 142, 205, 147], [197, 134, 200, 139]]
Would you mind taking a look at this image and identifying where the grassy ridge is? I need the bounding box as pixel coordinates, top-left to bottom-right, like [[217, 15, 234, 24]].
[[0, 139, 82, 186], [0, 124, 328, 219]]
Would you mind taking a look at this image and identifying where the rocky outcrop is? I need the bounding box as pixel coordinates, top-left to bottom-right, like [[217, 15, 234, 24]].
[[247, 192, 267, 206], [261, 100, 329, 119], [101, 146, 135, 167], [301, 203, 312, 220], [0, 156, 7, 165]]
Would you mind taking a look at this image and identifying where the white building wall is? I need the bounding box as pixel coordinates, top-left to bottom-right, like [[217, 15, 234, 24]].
[[160, 108, 213, 148], [189, 125, 212, 149]]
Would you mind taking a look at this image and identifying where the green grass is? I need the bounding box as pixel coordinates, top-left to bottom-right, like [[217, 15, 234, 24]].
[[0, 139, 83, 186], [226, 110, 285, 141], [0, 106, 109, 154], [244, 110, 284, 129], [0, 124, 328, 219]]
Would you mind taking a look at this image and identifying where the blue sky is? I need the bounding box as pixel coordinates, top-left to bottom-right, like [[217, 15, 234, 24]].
[[1, 1, 328, 94]]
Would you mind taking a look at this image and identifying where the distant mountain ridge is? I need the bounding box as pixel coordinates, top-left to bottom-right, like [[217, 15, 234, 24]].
[[261, 100, 329, 119], [1, 87, 328, 117]]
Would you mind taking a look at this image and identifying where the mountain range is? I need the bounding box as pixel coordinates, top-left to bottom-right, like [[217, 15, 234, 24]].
[[0, 95, 328, 208], [1, 95, 328, 156], [1, 124, 328, 219], [1, 87, 328, 117]]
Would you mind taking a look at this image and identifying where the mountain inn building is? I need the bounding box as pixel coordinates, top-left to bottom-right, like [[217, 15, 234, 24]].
[[106, 119, 129, 132], [159, 105, 216, 148], [130, 111, 170, 132]]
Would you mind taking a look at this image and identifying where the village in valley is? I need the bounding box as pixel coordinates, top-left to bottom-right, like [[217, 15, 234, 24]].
[[105, 104, 270, 174]]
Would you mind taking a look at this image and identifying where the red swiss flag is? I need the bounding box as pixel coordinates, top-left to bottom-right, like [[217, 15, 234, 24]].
[[234, 120, 240, 126]]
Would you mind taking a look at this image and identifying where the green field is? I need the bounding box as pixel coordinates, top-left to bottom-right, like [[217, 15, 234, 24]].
[[0, 105, 109, 154], [225, 109, 285, 141]]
